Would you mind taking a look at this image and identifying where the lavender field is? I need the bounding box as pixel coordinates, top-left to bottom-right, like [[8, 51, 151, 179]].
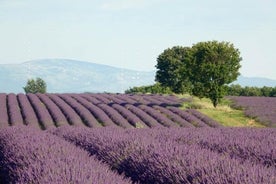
[[0, 93, 221, 129], [0, 125, 275, 184], [229, 96, 276, 127], [0, 93, 275, 183]]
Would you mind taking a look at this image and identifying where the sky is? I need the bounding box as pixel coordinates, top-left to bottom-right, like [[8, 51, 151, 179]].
[[0, 0, 275, 79]]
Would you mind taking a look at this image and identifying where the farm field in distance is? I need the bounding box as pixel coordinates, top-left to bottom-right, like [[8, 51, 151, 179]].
[[0, 93, 222, 129], [228, 96, 276, 127], [0, 93, 275, 183]]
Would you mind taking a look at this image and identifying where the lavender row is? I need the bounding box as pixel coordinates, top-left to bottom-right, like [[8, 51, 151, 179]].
[[0, 93, 220, 129], [137, 104, 179, 127], [0, 126, 131, 184], [50, 126, 276, 184], [27, 93, 54, 129], [168, 106, 209, 127], [71, 94, 115, 126], [97, 103, 132, 128], [46, 94, 83, 126], [145, 127, 276, 170], [229, 96, 276, 127], [37, 93, 68, 127], [124, 104, 162, 128], [111, 103, 148, 128], [17, 93, 40, 129], [58, 94, 101, 127], [0, 93, 9, 128], [7, 93, 24, 126], [180, 128, 276, 169], [186, 109, 222, 127], [153, 105, 194, 127]]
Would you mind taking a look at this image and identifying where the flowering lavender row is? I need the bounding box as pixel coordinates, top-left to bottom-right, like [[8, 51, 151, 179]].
[[229, 96, 276, 127], [168, 106, 209, 127], [124, 104, 161, 128], [50, 126, 276, 184], [58, 94, 101, 127], [36, 93, 68, 127], [80, 94, 131, 128], [97, 103, 132, 128], [71, 94, 115, 126], [0, 93, 219, 129], [137, 104, 179, 127], [111, 103, 148, 128], [99, 93, 125, 104], [0, 93, 9, 128], [7, 93, 24, 126], [27, 93, 55, 130], [46, 94, 83, 126], [17, 93, 40, 129], [152, 128, 276, 170], [153, 105, 194, 127], [0, 126, 131, 184], [92, 93, 112, 103], [185, 109, 222, 127], [113, 94, 137, 104]]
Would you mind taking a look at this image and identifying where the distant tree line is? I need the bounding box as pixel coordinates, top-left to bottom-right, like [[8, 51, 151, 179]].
[[226, 84, 276, 97], [125, 83, 276, 97], [125, 83, 173, 94]]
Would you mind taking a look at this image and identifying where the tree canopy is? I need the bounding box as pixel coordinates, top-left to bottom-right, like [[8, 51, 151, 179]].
[[23, 77, 47, 94], [155, 46, 192, 94], [155, 41, 242, 107]]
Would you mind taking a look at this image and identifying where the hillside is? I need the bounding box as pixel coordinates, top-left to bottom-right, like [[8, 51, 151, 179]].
[[1, 59, 276, 93], [0, 59, 155, 93]]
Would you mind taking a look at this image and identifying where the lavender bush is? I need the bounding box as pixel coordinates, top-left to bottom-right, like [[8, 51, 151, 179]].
[[229, 96, 276, 127], [0, 93, 9, 128], [17, 93, 40, 129], [7, 93, 24, 126], [71, 94, 115, 126], [27, 93, 55, 129], [111, 103, 148, 128], [186, 109, 222, 127], [0, 126, 131, 184], [47, 94, 83, 126], [37, 93, 68, 127], [153, 105, 194, 127], [50, 126, 276, 184], [168, 106, 209, 127], [58, 94, 101, 127], [97, 103, 132, 128], [138, 104, 179, 127]]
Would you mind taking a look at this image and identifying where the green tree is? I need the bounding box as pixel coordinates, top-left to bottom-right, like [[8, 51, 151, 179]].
[[187, 41, 242, 107], [23, 77, 47, 94], [125, 83, 172, 94], [155, 46, 192, 94]]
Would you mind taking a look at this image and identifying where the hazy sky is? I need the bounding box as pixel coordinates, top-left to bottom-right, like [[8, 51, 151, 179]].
[[0, 0, 275, 79]]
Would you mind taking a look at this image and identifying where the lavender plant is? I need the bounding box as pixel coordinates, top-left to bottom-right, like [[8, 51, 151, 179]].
[[0, 126, 132, 184], [36, 93, 68, 127], [229, 96, 276, 127], [17, 93, 40, 129], [50, 126, 276, 184], [0, 93, 9, 128], [7, 93, 24, 126], [71, 94, 115, 126], [27, 93, 55, 129], [58, 94, 101, 127], [46, 94, 83, 126]]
